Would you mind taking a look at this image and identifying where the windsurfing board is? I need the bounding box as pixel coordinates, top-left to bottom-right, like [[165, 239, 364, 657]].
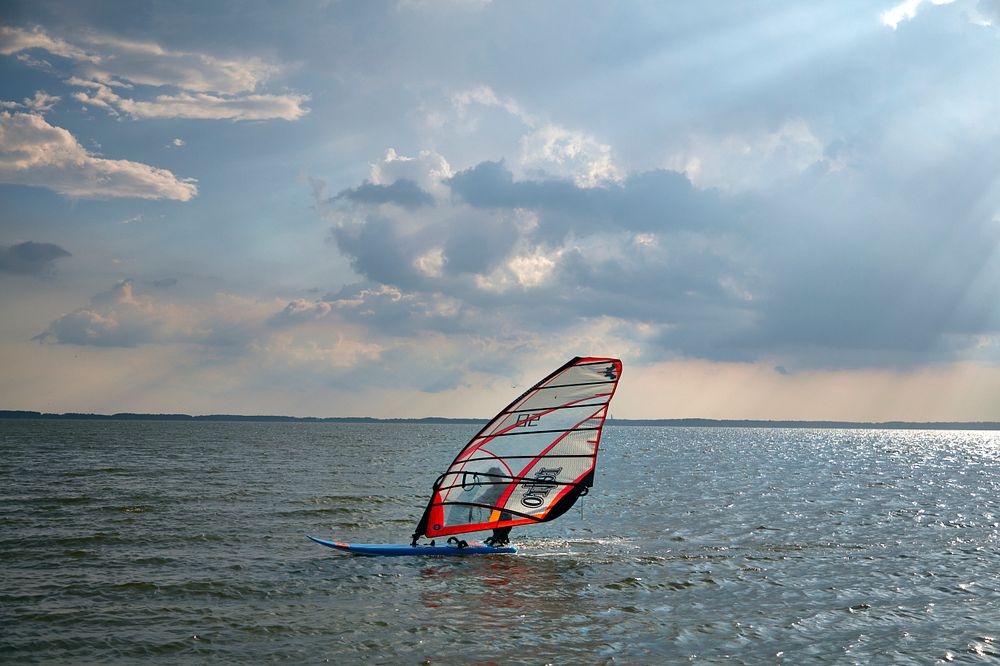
[[306, 534, 517, 556]]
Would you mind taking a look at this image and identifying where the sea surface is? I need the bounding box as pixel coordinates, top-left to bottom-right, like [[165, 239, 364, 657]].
[[1, 420, 999, 664]]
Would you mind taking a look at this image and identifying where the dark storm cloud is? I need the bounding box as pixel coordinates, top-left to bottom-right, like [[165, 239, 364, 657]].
[[0, 241, 71, 276], [324, 145, 1000, 371], [553, 243, 752, 326], [284, 1, 1000, 372], [328, 215, 427, 288], [442, 214, 517, 275], [334, 179, 434, 209], [323, 160, 762, 358], [446, 161, 732, 242]]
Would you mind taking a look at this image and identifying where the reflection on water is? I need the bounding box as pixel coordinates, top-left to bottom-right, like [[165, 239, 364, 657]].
[[1, 421, 999, 663]]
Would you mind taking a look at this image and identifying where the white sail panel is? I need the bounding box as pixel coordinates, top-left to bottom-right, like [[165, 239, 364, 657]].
[[414, 357, 622, 539]]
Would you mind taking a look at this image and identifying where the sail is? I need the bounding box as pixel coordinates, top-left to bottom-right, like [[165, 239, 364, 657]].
[[414, 356, 622, 539]]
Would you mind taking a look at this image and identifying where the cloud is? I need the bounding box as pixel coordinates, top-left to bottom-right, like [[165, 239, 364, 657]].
[[35, 280, 166, 347], [446, 161, 731, 242], [135, 92, 307, 122], [316, 120, 1000, 372], [321, 282, 467, 338], [329, 215, 429, 288], [316, 150, 754, 359], [76, 35, 272, 94], [36, 280, 272, 348], [977, 0, 1000, 24], [334, 178, 434, 209], [0, 90, 60, 113], [34, 281, 389, 391], [0, 241, 71, 276], [450, 85, 622, 186], [519, 124, 622, 187], [452, 85, 535, 125], [0, 25, 92, 61], [881, 0, 957, 30], [1, 24, 309, 122], [2, 25, 266, 93], [882, 0, 923, 29], [109, 90, 309, 122], [442, 212, 518, 276], [69, 83, 120, 116], [270, 298, 333, 325], [70, 80, 309, 122], [663, 119, 827, 192], [369, 148, 453, 194], [0, 111, 197, 200]]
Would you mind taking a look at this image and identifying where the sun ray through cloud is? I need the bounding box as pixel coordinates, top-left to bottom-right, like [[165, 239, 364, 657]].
[[0, 2, 997, 420]]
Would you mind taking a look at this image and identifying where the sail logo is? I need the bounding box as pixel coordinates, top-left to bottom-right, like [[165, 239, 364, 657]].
[[514, 413, 540, 428], [603, 365, 617, 380], [520, 467, 562, 508]]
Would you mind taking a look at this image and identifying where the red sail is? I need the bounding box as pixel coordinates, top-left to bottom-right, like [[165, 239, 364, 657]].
[[416, 357, 622, 539]]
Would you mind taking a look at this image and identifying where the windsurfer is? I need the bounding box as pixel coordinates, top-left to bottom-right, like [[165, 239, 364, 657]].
[[407, 357, 622, 551], [477, 466, 513, 546]]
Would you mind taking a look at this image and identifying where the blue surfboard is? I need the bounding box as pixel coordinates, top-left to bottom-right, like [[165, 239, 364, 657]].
[[306, 534, 517, 556]]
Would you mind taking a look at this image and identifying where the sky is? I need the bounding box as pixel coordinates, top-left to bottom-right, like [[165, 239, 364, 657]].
[[2, 0, 1000, 420]]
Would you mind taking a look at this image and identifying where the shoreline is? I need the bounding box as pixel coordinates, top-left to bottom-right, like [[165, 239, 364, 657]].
[[2, 410, 998, 430]]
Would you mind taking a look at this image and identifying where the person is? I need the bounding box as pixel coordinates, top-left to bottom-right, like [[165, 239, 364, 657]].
[[467, 466, 513, 546], [485, 525, 511, 546]]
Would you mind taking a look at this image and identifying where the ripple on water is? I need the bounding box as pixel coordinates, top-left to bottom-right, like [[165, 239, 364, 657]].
[[3, 422, 1000, 664]]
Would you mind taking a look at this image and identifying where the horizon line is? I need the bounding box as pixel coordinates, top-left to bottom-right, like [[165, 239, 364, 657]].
[[2, 410, 999, 430]]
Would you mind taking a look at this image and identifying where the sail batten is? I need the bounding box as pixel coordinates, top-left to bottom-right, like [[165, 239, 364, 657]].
[[535, 380, 617, 390], [414, 356, 623, 539], [505, 402, 609, 414], [472, 426, 601, 439], [459, 453, 596, 463]]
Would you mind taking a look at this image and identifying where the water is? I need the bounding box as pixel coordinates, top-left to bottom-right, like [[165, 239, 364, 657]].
[[2, 420, 999, 664]]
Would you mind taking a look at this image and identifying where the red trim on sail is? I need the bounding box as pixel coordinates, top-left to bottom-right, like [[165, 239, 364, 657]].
[[492, 404, 606, 511], [422, 357, 622, 538]]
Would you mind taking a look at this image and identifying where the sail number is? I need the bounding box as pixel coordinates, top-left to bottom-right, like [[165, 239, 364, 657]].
[[520, 467, 562, 508], [514, 413, 541, 428]]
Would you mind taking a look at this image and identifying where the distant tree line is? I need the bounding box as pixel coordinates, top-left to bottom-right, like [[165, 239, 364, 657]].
[[1, 410, 998, 430]]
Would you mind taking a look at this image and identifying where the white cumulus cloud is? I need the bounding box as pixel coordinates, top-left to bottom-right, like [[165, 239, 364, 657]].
[[1, 24, 309, 122], [114, 91, 310, 121], [0, 111, 197, 200], [881, 0, 957, 30], [520, 124, 623, 187], [451, 85, 623, 187], [0, 24, 93, 61], [0, 90, 60, 113], [369, 148, 453, 195]]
